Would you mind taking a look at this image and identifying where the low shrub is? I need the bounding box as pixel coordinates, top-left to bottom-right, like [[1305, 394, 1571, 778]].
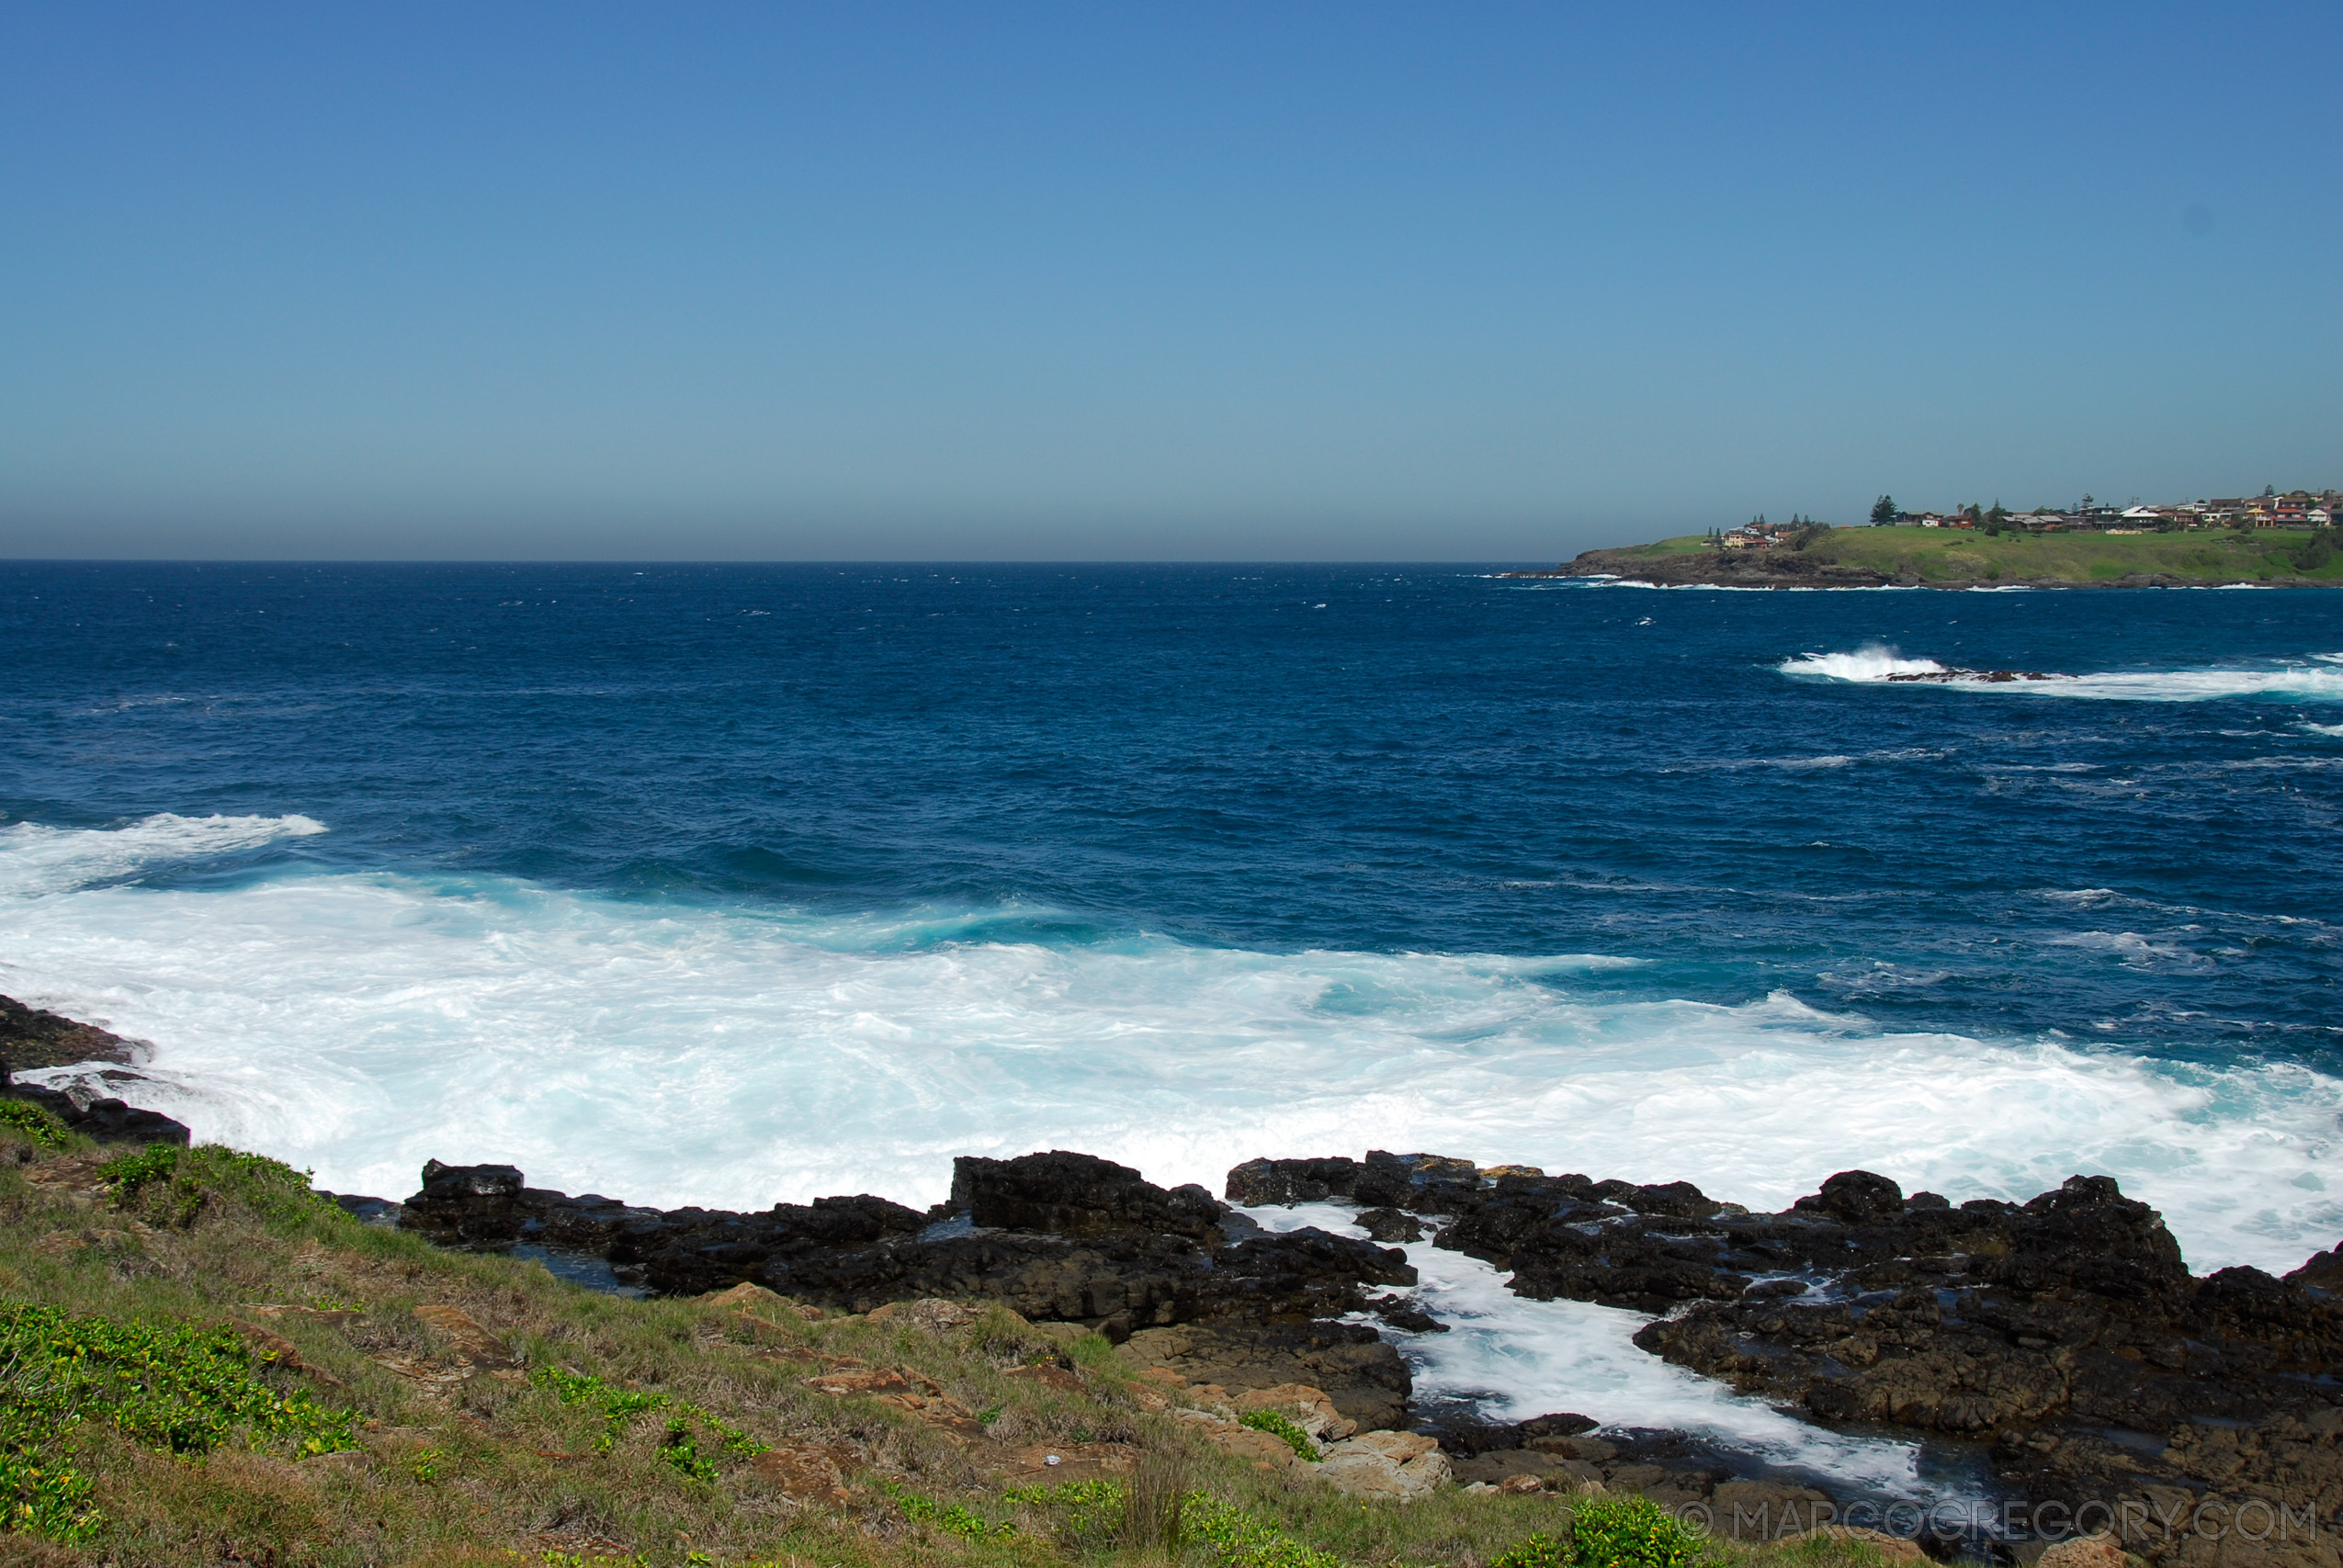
[[1239, 1406, 1319, 1461], [528, 1365, 766, 1482], [0, 1299, 357, 1541], [97, 1143, 343, 1229], [1494, 1495, 1712, 1568], [885, 1482, 1015, 1540], [1183, 1493, 1342, 1568], [0, 1100, 72, 1151]]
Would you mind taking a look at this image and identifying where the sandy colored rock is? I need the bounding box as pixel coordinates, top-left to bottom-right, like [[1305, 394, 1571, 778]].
[[1208, 1425, 1310, 1472], [1319, 1429, 1451, 1501], [231, 1320, 345, 1388], [1233, 1382, 1356, 1439], [413, 1303, 513, 1367], [2038, 1534, 2126, 1568], [803, 1365, 938, 1399], [750, 1443, 852, 1505], [368, 1352, 472, 1393], [701, 1280, 806, 1317], [866, 1298, 995, 1335], [999, 1441, 1139, 1484], [1002, 1361, 1084, 1393], [1499, 1472, 1545, 1495]]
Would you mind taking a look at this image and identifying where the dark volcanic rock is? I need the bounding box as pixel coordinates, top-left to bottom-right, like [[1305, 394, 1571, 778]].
[[0, 995, 138, 1075], [1228, 1155, 2343, 1557], [0, 996, 187, 1145], [952, 1149, 1225, 1239], [1224, 1156, 1362, 1206], [1356, 1207, 1423, 1243], [399, 1148, 1417, 1419]]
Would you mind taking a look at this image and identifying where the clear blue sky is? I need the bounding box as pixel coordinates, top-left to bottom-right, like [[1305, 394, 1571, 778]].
[[3, 3, 2335, 560]]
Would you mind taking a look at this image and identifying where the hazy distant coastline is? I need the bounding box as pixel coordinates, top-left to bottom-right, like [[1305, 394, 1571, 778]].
[[1512, 523, 2343, 590]]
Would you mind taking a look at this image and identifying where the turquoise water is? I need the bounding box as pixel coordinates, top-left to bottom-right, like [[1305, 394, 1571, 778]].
[[1, 562, 2337, 1273]]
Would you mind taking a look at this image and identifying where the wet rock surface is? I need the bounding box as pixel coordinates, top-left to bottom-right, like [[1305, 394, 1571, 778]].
[[0, 997, 189, 1145], [1233, 1152, 2343, 1562]]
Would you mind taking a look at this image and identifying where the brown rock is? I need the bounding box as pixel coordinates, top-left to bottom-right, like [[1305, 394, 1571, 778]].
[[866, 1298, 994, 1335], [1232, 1382, 1355, 1440], [412, 1303, 514, 1368], [1787, 1526, 1926, 1563], [1000, 1441, 1138, 1484], [2037, 1534, 2127, 1568], [1499, 1473, 1545, 1495], [1119, 1320, 1410, 1430], [750, 1443, 852, 1505]]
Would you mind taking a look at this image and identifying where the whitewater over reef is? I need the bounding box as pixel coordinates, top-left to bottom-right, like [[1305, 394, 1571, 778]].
[[1779, 642, 2343, 700], [3, 562, 2341, 1277]]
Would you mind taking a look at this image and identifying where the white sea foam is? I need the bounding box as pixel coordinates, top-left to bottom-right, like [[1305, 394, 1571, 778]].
[[1777, 645, 1949, 682], [0, 814, 325, 898], [2299, 722, 2343, 738], [1, 818, 2339, 1275], [1782, 649, 2343, 703], [1255, 1205, 1942, 1499]]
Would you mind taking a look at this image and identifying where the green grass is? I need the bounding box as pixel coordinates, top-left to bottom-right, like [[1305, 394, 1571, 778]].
[[0, 1128, 1913, 1568], [1606, 525, 2343, 585]]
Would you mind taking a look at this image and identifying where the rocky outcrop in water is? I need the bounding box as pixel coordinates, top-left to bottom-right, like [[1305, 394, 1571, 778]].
[[0, 995, 190, 1146], [1231, 1152, 2343, 1562], [382, 1140, 2343, 1558], [396, 1148, 1421, 1424]]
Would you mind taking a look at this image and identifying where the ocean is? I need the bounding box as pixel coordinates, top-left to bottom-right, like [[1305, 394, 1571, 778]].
[[3, 560, 2339, 1283]]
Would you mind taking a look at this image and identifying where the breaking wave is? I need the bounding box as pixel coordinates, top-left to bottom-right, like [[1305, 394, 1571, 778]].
[[1781, 647, 2343, 702], [0, 814, 326, 898], [1776, 647, 1948, 681], [0, 814, 2338, 1277]]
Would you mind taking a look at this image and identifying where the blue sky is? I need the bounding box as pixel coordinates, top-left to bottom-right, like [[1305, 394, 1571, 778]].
[[3, 3, 2335, 559]]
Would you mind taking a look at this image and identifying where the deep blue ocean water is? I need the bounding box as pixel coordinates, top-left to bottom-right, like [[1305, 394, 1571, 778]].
[[1, 562, 2339, 1275]]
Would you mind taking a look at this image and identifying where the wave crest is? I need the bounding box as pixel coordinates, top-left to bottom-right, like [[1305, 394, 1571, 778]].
[[1777, 644, 1947, 682], [0, 814, 327, 898]]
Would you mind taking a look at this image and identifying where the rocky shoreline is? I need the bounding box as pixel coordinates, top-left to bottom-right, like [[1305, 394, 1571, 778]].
[[8, 993, 2341, 1559], [362, 1145, 2343, 1555]]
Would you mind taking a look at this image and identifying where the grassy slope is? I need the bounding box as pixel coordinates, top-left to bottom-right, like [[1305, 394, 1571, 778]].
[[1608, 527, 2343, 584], [0, 1130, 1895, 1568]]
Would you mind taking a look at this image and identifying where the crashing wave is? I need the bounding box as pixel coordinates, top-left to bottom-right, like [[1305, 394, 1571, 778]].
[[0, 813, 326, 899], [1781, 648, 2343, 702]]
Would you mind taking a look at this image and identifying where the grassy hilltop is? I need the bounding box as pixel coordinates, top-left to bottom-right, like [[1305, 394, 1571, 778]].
[[0, 1117, 1896, 1568], [1552, 525, 2343, 588]]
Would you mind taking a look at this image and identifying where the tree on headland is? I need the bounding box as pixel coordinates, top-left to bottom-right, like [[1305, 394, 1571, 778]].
[[1870, 495, 1896, 525], [1986, 501, 2009, 536]]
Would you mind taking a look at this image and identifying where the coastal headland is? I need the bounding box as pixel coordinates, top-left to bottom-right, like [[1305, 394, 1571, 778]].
[[1513, 526, 2343, 590], [5, 994, 2340, 1565]]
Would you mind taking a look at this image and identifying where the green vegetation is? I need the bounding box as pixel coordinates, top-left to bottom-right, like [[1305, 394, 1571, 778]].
[[0, 1123, 1911, 1567], [1184, 1493, 1344, 1568], [1238, 1408, 1319, 1461], [886, 1481, 1018, 1540], [0, 1100, 72, 1150], [531, 1365, 767, 1481], [1489, 1496, 1712, 1568], [0, 1300, 357, 1540], [1602, 525, 2343, 585]]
